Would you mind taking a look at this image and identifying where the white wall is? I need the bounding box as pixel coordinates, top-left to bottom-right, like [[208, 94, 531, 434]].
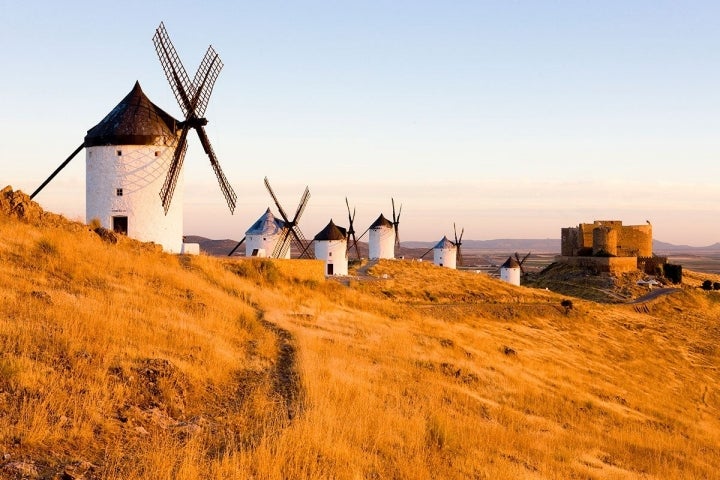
[[369, 226, 395, 259], [246, 233, 291, 258], [86, 145, 183, 253], [500, 267, 521, 286], [433, 247, 457, 269], [315, 239, 348, 276]]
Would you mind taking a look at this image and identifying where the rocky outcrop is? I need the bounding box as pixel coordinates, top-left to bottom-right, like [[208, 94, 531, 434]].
[[0, 186, 44, 223]]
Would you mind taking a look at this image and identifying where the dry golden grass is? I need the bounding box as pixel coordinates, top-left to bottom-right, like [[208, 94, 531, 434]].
[[1, 199, 719, 479]]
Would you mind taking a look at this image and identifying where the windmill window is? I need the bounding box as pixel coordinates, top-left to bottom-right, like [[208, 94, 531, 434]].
[[154, 151, 160, 157], [116, 150, 122, 156], [329, 251, 332, 257], [116, 188, 123, 197]]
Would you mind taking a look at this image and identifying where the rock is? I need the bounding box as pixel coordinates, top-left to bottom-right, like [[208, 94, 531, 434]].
[[30, 290, 53, 305], [0, 186, 43, 223], [3, 461, 39, 478], [93, 227, 118, 244], [61, 460, 97, 480]]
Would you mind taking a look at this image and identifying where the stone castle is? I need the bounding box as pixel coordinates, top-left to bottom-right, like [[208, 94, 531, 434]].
[[559, 220, 663, 273]]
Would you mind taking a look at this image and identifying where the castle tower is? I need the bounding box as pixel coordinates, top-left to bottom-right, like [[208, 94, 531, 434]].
[[432, 236, 457, 269], [592, 226, 618, 256], [314, 220, 348, 276], [85, 82, 183, 253], [368, 213, 395, 260]]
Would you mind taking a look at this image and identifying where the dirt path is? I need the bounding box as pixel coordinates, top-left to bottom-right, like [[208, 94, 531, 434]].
[[355, 259, 379, 276], [629, 288, 678, 304], [261, 319, 304, 420]]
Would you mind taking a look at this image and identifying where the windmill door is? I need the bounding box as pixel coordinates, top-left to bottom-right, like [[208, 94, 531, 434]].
[[327, 263, 334, 275], [112, 216, 128, 235]]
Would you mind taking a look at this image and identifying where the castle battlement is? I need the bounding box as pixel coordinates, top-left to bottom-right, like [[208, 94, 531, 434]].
[[559, 220, 656, 273]]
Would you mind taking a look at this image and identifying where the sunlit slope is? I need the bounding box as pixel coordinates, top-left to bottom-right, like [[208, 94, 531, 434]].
[[258, 260, 720, 479], [0, 188, 718, 479], [0, 194, 298, 479]]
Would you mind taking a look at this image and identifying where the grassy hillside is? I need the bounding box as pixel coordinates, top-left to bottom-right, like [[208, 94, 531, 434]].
[[1, 188, 719, 479]]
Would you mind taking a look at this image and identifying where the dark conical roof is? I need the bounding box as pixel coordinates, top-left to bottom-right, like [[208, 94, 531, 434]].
[[501, 256, 520, 269], [84, 81, 179, 147], [314, 219, 347, 241], [370, 213, 393, 229]]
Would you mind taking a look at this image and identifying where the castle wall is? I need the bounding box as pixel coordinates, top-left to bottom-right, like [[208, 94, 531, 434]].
[[561, 228, 578, 256], [560, 220, 652, 260], [556, 256, 638, 273], [617, 225, 652, 257]]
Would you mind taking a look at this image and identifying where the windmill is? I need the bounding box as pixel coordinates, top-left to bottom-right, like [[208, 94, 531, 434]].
[[345, 198, 361, 260], [514, 252, 531, 275], [152, 21, 237, 214], [228, 207, 287, 258], [264, 177, 314, 259], [28, 23, 236, 254], [453, 223, 465, 267], [392, 198, 402, 253]]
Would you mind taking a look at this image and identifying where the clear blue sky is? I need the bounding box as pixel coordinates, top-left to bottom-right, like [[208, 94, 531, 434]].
[[2, 1, 719, 245]]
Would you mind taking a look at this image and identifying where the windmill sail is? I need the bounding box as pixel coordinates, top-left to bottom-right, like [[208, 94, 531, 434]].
[[152, 22, 237, 214]]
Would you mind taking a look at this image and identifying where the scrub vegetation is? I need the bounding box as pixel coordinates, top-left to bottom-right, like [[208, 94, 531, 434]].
[[1, 188, 719, 479]]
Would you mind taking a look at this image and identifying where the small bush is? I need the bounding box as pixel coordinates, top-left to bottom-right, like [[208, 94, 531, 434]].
[[88, 218, 102, 230], [702, 280, 713, 291], [561, 299, 574, 314], [664, 263, 683, 284], [36, 238, 57, 256], [714, 282, 720, 291]]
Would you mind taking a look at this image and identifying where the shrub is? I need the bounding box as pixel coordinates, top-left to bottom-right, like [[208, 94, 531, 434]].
[[664, 263, 683, 284], [36, 238, 57, 256], [714, 282, 720, 291], [561, 299, 573, 314], [88, 217, 102, 230], [702, 280, 713, 291]]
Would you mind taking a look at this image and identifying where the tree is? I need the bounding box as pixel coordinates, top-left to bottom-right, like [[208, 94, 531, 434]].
[[702, 280, 713, 291], [561, 299, 573, 314]]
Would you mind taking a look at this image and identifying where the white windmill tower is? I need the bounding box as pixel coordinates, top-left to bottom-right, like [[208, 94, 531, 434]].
[[30, 23, 238, 254], [368, 214, 395, 260], [243, 208, 289, 258], [500, 256, 522, 286], [314, 220, 348, 276], [432, 236, 457, 269], [83, 82, 184, 252]]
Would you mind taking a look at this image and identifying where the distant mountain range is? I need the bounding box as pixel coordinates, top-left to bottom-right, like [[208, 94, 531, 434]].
[[185, 235, 720, 257], [652, 240, 720, 252]]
